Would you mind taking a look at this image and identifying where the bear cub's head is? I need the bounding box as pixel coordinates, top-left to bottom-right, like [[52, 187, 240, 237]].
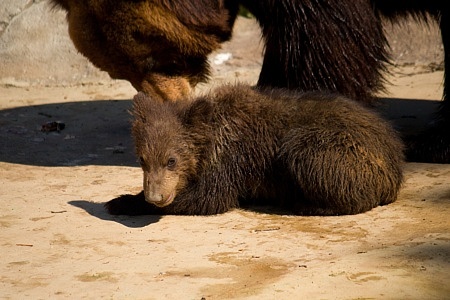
[[131, 92, 212, 207]]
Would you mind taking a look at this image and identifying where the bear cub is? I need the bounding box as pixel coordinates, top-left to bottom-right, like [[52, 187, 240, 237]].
[[105, 84, 404, 216]]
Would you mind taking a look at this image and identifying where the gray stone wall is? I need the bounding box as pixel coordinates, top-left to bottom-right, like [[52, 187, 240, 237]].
[[0, 0, 110, 87]]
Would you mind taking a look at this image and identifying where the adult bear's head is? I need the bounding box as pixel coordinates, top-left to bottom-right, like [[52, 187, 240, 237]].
[[52, 0, 239, 101]]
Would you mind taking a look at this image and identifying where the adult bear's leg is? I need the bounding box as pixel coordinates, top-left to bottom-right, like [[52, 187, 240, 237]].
[[406, 9, 450, 163], [242, 0, 388, 103]]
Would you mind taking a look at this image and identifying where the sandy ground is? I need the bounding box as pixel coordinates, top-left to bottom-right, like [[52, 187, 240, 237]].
[[1, 17, 449, 299]]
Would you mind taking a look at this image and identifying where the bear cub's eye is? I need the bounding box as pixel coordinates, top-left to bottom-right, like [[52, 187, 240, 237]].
[[167, 157, 177, 169]]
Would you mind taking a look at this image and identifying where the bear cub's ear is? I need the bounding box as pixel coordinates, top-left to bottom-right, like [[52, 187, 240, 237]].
[[131, 92, 151, 123], [133, 91, 149, 103], [131, 91, 162, 123], [183, 99, 213, 127]]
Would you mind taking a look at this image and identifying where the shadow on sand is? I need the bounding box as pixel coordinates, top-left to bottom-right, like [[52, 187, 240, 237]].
[[68, 200, 162, 227], [0, 97, 442, 167]]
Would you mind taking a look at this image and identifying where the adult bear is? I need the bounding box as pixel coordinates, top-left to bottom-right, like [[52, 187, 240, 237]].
[[105, 85, 404, 216], [51, 0, 449, 163]]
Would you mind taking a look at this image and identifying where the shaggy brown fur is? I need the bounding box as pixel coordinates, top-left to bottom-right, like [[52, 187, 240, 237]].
[[51, 0, 449, 163], [105, 85, 404, 216], [51, 0, 238, 101]]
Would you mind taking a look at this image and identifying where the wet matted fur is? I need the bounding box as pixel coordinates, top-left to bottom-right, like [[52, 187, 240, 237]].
[[105, 85, 404, 216]]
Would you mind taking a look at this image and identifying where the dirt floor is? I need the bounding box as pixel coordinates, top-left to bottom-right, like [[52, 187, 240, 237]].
[[1, 17, 449, 299]]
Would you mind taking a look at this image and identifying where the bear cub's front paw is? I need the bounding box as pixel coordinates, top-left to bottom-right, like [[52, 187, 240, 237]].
[[104, 191, 156, 215]]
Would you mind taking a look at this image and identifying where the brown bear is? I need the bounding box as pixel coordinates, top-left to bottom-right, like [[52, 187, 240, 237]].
[[51, 0, 448, 163], [105, 85, 404, 216]]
